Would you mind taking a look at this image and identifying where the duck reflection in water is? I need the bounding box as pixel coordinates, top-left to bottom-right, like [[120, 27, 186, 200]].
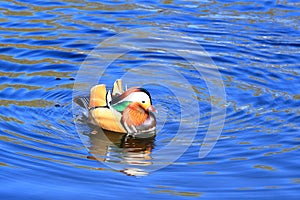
[[87, 128, 155, 176]]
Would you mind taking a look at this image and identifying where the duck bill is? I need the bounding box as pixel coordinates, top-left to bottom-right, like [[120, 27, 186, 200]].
[[147, 105, 157, 113]]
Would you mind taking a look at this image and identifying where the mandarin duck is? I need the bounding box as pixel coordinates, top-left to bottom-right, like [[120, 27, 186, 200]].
[[76, 79, 156, 136]]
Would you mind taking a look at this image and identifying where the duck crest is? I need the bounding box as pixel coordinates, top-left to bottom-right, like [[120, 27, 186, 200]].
[[111, 87, 142, 105]]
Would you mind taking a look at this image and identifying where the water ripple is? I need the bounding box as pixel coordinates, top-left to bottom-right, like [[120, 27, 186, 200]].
[[0, 0, 300, 199]]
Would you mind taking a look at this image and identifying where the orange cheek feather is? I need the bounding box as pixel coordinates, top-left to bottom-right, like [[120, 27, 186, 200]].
[[122, 102, 148, 126]]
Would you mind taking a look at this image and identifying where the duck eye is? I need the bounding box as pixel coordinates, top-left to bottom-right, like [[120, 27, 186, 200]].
[[142, 101, 145, 103]]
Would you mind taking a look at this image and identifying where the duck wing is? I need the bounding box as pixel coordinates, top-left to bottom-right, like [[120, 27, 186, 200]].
[[89, 84, 107, 108]]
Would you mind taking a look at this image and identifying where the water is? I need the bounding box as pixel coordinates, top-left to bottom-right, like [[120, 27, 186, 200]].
[[1, 0, 300, 199]]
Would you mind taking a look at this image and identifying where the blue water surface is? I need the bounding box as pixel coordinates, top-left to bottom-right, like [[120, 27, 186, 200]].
[[0, 0, 300, 199]]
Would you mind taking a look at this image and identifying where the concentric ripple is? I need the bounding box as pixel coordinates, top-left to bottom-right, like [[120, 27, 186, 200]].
[[0, 0, 300, 199]]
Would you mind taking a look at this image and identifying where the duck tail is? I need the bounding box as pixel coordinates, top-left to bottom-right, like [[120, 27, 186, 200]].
[[89, 84, 107, 108], [74, 96, 90, 109]]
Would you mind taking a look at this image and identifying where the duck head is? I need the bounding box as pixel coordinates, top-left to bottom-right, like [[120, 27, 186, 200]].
[[111, 88, 156, 134]]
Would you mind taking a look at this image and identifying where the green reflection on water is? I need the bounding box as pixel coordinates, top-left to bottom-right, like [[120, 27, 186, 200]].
[[150, 188, 202, 197], [0, 99, 53, 107], [263, 145, 300, 156], [0, 71, 25, 78], [0, 54, 56, 64], [0, 114, 24, 124], [293, 94, 300, 100], [291, 178, 300, 184], [0, 162, 9, 167], [0, 84, 42, 91], [230, 157, 248, 161], [253, 164, 276, 171], [203, 171, 218, 175], [27, 70, 72, 78]]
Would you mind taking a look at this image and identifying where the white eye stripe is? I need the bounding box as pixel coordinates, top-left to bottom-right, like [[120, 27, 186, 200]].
[[123, 92, 150, 102]]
